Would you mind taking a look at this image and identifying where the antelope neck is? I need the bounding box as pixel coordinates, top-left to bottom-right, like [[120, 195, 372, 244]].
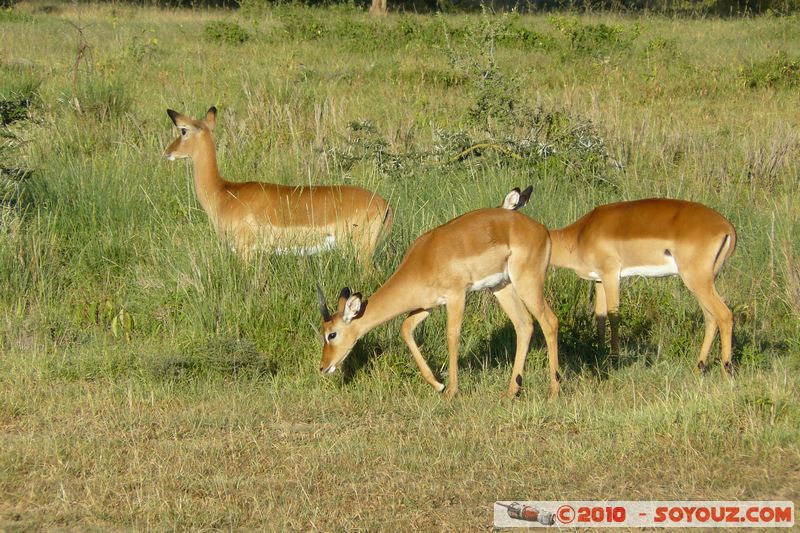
[[548, 226, 579, 270], [191, 137, 226, 213], [353, 272, 420, 337]]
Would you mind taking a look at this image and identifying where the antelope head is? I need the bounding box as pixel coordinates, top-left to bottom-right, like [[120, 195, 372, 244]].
[[317, 285, 365, 374], [165, 106, 217, 161]]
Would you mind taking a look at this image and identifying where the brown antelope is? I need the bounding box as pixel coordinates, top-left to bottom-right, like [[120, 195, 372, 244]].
[[317, 188, 560, 399], [164, 107, 392, 265], [539, 198, 736, 376]]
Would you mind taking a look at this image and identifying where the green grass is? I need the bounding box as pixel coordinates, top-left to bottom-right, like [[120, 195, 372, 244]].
[[1, 2, 799, 529]]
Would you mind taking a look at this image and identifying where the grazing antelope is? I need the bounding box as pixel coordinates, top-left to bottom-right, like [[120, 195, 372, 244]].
[[164, 107, 392, 265], [537, 197, 736, 376], [317, 188, 560, 399]]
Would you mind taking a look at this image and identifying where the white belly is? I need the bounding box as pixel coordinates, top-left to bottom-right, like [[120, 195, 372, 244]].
[[273, 235, 337, 256], [581, 255, 679, 281], [470, 271, 509, 292], [620, 255, 679, 278]]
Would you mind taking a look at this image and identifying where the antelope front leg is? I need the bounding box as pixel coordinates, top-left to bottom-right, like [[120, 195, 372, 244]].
[[601, 273, 621, 354], [400, 310, 444, 392], [594, 281, 607, 345], [444, 297, 466, 399]]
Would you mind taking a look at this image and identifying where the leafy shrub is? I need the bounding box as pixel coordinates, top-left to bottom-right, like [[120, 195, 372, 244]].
[[0, 5, 32, 22], [740, 52, 800, 89], [550, 16, 640, 57], [327, 12, 617, 186], [491, 15, 555, 50], [205, 20, 250, 45], [645, 36, 679, 60], [125, 32, 161, 62]]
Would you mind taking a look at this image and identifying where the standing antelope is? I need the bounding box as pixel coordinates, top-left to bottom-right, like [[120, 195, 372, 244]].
[[540, 198, 736, 376], [317, 188, 560, 399], [164, 107, 392, 265]]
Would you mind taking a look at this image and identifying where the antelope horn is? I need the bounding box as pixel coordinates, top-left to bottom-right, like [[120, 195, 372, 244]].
[[316, 283, 332, 322]]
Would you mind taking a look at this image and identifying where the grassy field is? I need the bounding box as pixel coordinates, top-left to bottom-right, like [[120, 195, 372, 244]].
[[1, 1, 799, 529]]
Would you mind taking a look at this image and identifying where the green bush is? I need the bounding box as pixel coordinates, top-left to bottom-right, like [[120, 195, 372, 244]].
[[740, 52, 800, 88], [0, 7, 31, 22], [205, 20, 250, 45], [550, 16, 639, 57]]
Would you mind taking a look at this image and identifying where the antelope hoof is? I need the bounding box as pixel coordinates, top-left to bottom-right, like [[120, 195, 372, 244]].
[[503, 374, 523, 399], [696, 360, 708, 374], [548, 381, 561, 399], [444, 386, 458, 400], [504, 387, 520, 400], [723, 361, 733, 378], [433, 382, 445, 393]]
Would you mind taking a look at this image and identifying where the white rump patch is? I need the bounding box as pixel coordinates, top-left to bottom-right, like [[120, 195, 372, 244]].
[[470, 271, 509, 292], [274, 235, 337, 256], [621, 255, 679, 278]]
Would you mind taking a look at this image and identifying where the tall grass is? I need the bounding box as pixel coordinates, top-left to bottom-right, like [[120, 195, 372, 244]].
[[0, 2, 798, 529]]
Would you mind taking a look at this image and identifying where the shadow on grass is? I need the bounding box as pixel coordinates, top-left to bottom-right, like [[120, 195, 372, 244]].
[[460, 305, 666, 381], [326, 299, 789, 387], [152, 337, 278, 382], [338, 341, 384, 386]]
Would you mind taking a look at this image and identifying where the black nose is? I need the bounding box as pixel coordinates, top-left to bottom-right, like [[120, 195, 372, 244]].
[[319, 366, 324, 372]]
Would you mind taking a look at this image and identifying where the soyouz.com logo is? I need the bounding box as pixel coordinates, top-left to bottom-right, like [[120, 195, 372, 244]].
[[493, 501, 795, 528]]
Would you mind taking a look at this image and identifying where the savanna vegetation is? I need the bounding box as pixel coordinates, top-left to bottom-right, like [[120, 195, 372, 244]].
[[1, 1, 798, 529]]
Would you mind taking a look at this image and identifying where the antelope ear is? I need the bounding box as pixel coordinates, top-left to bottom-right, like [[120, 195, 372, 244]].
[[337, 287, 351, 313], [518, 185, 533, 208], [342, 293, 363, 324], [501, 188, 521, 210], [205, 106, 217, 130], [501, 185, 533, 211], [167, 109, 182, 126]]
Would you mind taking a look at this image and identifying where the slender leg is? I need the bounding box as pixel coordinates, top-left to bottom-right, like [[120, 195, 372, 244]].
[[594, 281, 608, 345], [510, 259, 560, 398], [492, 284, 534, 398], [400, 310, 443, 392], [680, 270, 733, 377], [444, 296, 466, 399], [600, 272, 621, 354], [695, 306, 717, 373]]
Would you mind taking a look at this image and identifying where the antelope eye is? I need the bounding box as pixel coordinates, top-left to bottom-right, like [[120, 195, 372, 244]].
[[180, 127, 188, 136], [327, 332, 337, 341]]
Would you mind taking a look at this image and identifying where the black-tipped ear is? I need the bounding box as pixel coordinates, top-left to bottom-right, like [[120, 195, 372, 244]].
[[342, 292, 364, 324], [337, 287, 352, 313], [517, 185, 533, 209], [316, 283, 331, 322], [352, 292, 367, 320], [167, 109, 180, 125], [205, 107, 217, 130]]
